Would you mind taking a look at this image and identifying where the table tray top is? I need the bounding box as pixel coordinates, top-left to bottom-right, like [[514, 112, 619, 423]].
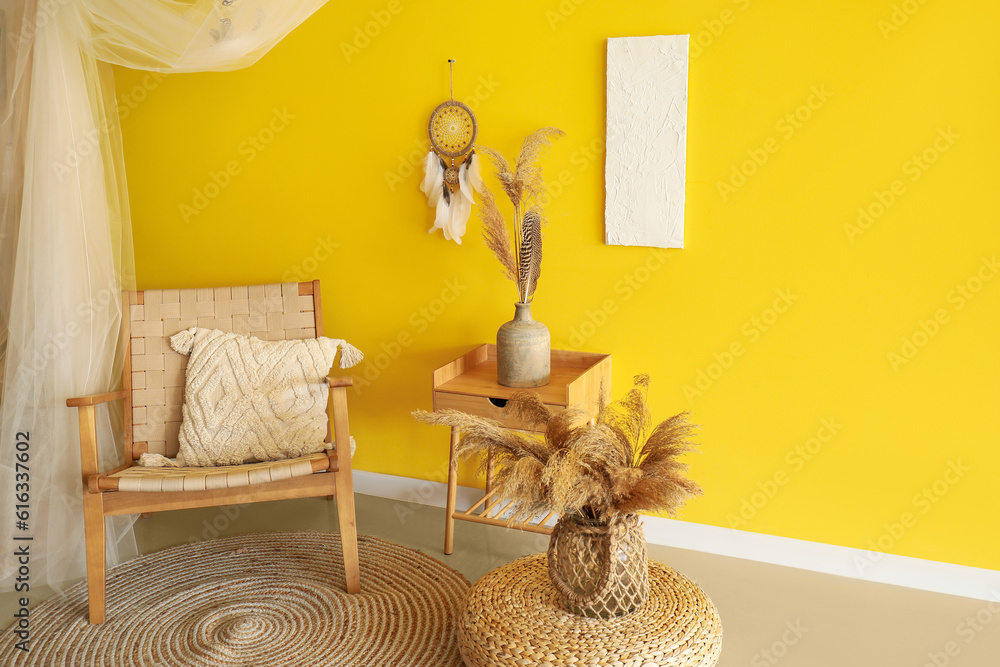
[[433, 344, 610, 407]]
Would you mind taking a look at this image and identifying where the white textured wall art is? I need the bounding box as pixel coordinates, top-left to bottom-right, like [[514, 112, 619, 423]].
[[605, 35, 689, 248]]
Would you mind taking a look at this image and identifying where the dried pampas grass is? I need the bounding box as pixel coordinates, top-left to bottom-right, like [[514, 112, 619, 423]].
[[515, 127, 563, 201], [412, 375, 702, 525], [479, 187, 517, 281], [479, 146, 521, 209], [477, 127, 564, 303]]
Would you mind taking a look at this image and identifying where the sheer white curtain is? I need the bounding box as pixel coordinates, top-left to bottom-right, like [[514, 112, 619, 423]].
[[0, 0, 326, 592]]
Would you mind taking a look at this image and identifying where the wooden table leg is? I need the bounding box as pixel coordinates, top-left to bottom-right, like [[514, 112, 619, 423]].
[[444, 426, 459, 555], [484, 450, 495, 517]]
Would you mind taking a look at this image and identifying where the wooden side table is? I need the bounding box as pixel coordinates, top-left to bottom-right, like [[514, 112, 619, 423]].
[[432, 344, 611, 555]]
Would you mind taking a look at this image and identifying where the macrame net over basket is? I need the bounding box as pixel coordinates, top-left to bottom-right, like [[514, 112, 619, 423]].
[[547, 513, 650, 619]]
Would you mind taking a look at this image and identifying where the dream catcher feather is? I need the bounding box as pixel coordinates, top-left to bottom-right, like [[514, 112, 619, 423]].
[[421, 60, 483, 244]]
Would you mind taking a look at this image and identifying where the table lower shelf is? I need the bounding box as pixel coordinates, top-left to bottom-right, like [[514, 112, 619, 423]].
[[452, 487, 556, 536]]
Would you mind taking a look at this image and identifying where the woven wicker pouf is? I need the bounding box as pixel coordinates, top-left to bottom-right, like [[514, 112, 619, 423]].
[[458, 554, 722, 667]]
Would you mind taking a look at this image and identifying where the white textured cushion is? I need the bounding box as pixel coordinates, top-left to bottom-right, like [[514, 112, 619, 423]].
[[140, 327, 361, 468]]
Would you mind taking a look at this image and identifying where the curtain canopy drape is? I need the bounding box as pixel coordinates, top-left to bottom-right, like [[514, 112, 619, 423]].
[[0, 0, 326, 592]]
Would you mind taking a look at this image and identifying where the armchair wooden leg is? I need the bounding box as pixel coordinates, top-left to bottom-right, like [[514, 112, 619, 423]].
[[76, 404, 108, 624], [82, 493, 107, 624], [330, 386, 361, 594], [336, 476, 361, 594]]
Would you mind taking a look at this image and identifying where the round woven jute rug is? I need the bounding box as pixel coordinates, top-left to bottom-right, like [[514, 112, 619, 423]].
[[458, 554, 722, 667], [0, 532, 469, 666]]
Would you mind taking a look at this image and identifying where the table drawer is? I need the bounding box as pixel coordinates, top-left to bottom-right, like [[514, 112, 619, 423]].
[[433, 392, 560, 432]]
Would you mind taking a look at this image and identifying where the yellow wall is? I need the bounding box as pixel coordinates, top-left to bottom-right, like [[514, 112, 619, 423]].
[[116, 1, 1000, 571]]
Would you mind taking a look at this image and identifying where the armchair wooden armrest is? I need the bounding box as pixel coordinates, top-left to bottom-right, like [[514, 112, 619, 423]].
[[66, 390, 127, 407], [66, 391, 125, 483], [325, 376, 353, 457]]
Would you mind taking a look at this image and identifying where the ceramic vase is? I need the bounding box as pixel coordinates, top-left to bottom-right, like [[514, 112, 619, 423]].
[[496, 302, 550, 388]]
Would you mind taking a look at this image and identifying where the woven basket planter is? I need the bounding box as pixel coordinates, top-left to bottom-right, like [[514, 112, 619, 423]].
[[547, 513, 649, 618]]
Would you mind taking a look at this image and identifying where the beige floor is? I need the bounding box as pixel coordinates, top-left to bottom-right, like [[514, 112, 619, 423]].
[[4, 494, 998, 666]]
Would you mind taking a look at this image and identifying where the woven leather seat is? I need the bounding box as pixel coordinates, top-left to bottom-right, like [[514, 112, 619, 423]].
[[102, 452, 330, 492], [67, 281, 361, 624]]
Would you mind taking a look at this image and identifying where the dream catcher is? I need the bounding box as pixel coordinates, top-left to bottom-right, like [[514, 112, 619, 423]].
[[421, 60, 483, 244]]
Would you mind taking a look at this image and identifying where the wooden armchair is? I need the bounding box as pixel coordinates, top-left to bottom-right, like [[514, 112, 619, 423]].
[[66, 281, 360, 624]]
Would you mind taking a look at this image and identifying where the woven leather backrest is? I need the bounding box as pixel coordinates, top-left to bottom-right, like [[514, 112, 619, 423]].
[[126, 282, 321, 459]]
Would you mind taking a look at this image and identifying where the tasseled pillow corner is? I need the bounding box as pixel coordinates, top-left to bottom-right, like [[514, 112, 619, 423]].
[[332, 339, 363, 368], [169, 327, 197, 355]]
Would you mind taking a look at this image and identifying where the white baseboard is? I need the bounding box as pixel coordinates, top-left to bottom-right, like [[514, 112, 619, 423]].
[[354, 470, 1000, 602]]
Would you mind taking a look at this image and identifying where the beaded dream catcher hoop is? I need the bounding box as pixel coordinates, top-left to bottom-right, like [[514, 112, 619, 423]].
[[420, 60, 483, 244], [429, 100, 477, 158]]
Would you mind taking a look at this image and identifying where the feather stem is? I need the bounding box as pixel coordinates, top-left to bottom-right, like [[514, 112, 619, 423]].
[[513, 202, 523, 301]]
